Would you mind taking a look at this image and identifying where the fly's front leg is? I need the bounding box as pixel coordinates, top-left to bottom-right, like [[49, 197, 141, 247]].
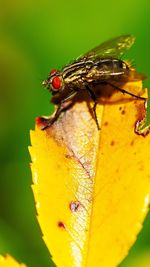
[[41, 91, 77, 130], [40, 103, 63, 130], [85, 85, 100, 130]]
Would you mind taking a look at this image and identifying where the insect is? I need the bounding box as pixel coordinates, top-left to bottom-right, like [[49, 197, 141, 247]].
[[42, 35, 145, 130]]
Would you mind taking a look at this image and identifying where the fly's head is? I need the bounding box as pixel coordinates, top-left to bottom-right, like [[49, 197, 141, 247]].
[[42, 69, 64, 96]]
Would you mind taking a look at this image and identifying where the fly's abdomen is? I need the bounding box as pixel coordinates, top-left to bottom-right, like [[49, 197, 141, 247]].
[[85, 58, 129, 82]]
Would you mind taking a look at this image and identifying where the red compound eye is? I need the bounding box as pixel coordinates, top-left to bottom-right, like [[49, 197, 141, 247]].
[[52, 76, 61, 90], [50, 69, 57, 75]]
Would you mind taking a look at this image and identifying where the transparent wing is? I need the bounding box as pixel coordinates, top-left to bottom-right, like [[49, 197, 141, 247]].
[[79, 35, 135, 60]]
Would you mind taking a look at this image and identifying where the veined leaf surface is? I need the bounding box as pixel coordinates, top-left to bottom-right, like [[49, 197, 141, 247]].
[[30, 81, 150, 267]]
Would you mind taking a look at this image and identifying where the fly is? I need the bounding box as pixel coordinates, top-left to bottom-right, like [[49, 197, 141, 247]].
[[42, 35, 146, 130]]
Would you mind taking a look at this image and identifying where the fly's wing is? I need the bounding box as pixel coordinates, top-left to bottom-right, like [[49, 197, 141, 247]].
[[121, 70, 146, 82], [79, 35, 135, 60]]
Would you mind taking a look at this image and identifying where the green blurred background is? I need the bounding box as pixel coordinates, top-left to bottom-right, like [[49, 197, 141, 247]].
[[0, 0, 150, 266]]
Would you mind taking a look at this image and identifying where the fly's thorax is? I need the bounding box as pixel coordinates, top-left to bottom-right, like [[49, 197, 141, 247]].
[[62, 60, 93, 84]]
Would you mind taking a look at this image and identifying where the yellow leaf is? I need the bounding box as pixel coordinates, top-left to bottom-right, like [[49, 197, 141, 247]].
[[29, 81, 150, 267], [0, 255, 27, 267]]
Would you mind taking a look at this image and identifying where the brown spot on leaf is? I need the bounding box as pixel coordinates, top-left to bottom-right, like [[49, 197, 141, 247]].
[[65, 154, 72, 159], [111, 140, 115, 146], [58, 221, 66, 229], [135, 101, 146, 123], [104, 121, 108, 126], [130, 140, 134, 146], [121, 110, 126, 115]]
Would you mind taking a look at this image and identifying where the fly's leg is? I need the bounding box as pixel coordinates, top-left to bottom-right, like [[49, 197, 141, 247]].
[[42, 91, 77, 130], [41, 103, 62, 130], [105, 81, 146, 100], [85, 85, 100, 130]]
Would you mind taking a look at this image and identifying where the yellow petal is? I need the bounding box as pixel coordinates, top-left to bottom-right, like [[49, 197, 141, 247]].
[[0, 255, 27, 267], [29, 81, 150, 267]]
